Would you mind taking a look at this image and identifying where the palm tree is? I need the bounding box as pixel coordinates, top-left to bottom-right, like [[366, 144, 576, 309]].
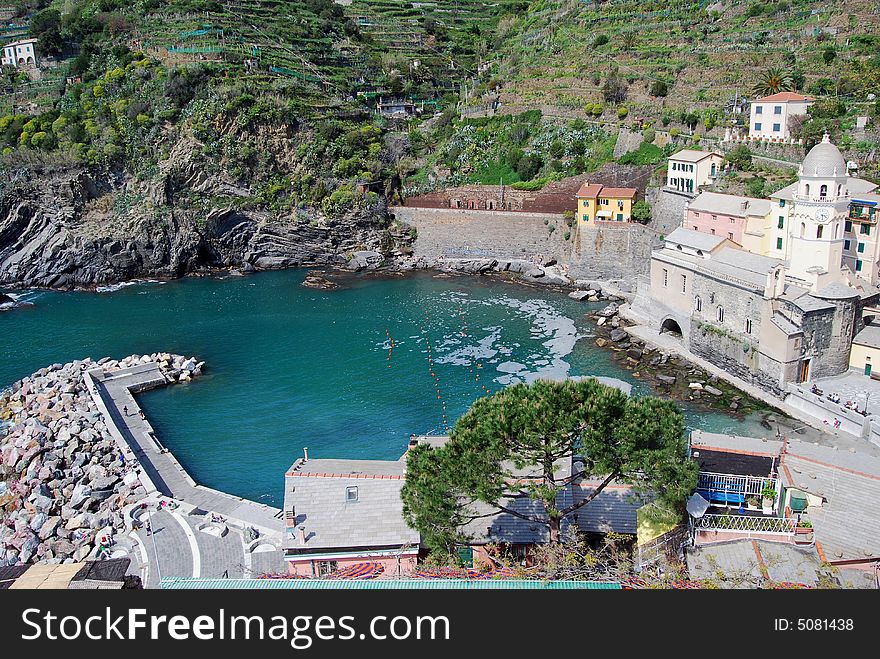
[[752, 67, 794, 97]]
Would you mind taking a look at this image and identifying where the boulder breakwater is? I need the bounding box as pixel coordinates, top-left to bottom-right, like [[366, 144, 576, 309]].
[[0, 353, 201, 566]]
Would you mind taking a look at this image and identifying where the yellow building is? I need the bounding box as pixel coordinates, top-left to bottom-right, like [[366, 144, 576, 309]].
[[576, 183, 637, 225], [849, 323, 880, 377]]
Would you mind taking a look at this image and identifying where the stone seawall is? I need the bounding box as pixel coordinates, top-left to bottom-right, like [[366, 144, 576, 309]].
[[0, 354, 201, 566], [569, 222, 663, 280], [394, 205, 665, 282], [392, 206, 571, 264]]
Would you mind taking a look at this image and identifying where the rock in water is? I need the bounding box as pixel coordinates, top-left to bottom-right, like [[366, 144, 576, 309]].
[[302, 273, 339, 290]]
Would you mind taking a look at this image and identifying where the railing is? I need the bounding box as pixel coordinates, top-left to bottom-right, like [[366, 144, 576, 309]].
[[697, 472, 775, 501], [849, 208, 877, 223], [693, 514, 795, 535]]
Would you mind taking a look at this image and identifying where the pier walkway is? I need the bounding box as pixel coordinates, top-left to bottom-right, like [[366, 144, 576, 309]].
[[86, 363, 284, 535]]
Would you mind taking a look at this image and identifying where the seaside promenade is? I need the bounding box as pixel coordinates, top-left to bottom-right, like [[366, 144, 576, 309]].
[[84, 362, 287, 585]]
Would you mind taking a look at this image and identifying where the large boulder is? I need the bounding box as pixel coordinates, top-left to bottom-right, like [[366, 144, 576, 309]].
[[346, 250, 385, 272], [596, 303, 619, 318]]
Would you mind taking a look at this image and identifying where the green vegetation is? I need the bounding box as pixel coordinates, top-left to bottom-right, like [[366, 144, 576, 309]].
[[407, 111, 617, 192], [401, 378, 697, 556], [618, 141, 668, 166]]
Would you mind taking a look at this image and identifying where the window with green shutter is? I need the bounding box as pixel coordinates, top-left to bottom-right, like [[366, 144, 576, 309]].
[[859, 243, 866, 253], [857, 260, 863, 272], [777, 216, 784, 229], [776, 237, 783, 250]]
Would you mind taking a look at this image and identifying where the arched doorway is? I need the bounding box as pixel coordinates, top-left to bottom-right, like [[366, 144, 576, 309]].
[[660, 318, 683, 338]]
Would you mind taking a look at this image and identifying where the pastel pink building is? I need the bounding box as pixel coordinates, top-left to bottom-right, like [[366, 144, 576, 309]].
[[685, 191, 770, 245]]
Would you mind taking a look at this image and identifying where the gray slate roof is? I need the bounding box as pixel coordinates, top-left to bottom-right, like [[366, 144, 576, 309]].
[[462, 481, 641, 544], [283, 458, 419, 552], [780, 286, 836, 313], [783, 440, 880, 561], [853, 323, 880, 349], [687, 539, 825, 587], [688, 191, 771, 217], [771, 312, 803, 336], [699, 247, 782, 290], [814, 281, 860, 300], [664, 227, 726, 252]]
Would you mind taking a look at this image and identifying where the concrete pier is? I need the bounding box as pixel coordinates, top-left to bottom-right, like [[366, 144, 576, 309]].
[[85, 363, 284, 535]]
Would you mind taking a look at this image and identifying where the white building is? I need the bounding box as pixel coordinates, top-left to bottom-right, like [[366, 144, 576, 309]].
[[1, 38, 38, 68], [749, 92, 813, 141], [767, 135, 880, 286], [666, 150, 724, 195]]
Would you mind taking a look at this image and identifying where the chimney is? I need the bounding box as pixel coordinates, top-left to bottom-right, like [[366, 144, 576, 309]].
[[740, 200, 748, 212], [303, 447, 309, 463], [299, 527, 307, 544]]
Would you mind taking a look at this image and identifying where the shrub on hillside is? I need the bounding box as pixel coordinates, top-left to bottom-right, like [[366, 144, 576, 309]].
[[515, 154, 543, 181], [631, 200, 652, 225], [602, 72, 628, 104], [650, 80, 668, 97], [618, 142, 664, 166], [726, 145, 752, 170]]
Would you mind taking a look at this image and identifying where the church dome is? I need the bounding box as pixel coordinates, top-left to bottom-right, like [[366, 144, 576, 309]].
[[800, 133, 846, 177]]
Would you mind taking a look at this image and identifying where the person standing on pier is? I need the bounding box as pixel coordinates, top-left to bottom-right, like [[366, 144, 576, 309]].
[[123, 405, 129, 416]]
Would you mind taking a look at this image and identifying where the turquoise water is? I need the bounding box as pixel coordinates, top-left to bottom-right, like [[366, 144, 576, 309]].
[[1, 271, 765, 505]]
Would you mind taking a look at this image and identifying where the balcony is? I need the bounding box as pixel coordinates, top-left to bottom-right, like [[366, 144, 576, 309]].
[[849, 207, 877, 223], [696, 472, 776, 506], [692, 514, 795, 536]]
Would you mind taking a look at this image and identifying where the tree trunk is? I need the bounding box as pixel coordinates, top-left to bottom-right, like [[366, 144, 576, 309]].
[[549, 516, 561, 544]]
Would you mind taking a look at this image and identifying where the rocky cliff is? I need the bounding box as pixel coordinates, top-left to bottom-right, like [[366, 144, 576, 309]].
[[0, 143, 410, 289]]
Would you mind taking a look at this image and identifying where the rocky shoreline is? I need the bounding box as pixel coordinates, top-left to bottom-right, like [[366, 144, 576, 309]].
[[585, 299, 783, 421], [0, 353, 200, 566]]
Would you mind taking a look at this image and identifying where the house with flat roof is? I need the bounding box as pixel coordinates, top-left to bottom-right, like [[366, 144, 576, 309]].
[[748, 92, 813, 141], [666, 150, 724, 195], [575, 183, 637, 225], [685, 430, 880, 581], [687, 431, 792, 545]]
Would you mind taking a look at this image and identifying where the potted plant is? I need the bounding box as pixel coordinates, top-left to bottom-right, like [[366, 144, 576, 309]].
[[761, 483, 776, 514], [795, 519, 814, 541], [746, 496, 760, 510]]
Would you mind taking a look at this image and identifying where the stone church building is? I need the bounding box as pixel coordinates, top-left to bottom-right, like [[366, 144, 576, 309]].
[[633, 137, 880, 395]]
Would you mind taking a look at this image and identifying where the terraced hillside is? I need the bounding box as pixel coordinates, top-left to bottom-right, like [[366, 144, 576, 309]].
[[491, 0, 879, 132], [123, 0, 524, 101]]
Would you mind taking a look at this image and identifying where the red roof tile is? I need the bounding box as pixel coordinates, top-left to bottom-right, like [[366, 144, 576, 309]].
[[755, 92, 814, 102], [576, 183, 603, 198], [600, 187, 637, 198]]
